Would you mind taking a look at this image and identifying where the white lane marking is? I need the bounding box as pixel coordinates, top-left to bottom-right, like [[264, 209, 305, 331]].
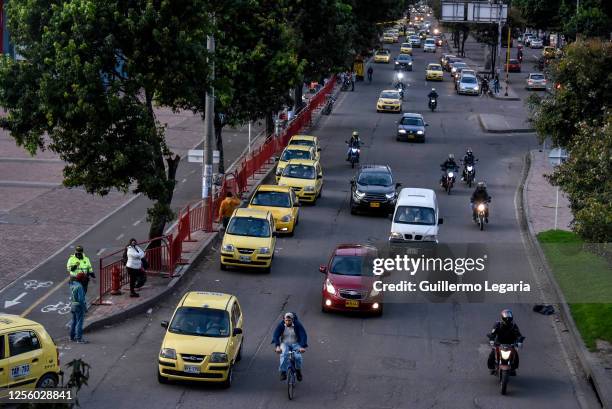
[[96, 248, 106, 256], [4, 292, 28, 308], [132, 219, 141, 226], [181, 178, 187, 183], [116, 233, 124, 241], [23, 280, 53, 290]]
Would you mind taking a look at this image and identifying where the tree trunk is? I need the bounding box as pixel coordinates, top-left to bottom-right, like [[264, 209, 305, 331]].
[[214, 112, 225, 174], [143, 90, 180, 241], [454, 30, 460, 49], [461, 30, 469, 57], [294, 83, 304, 114], [266, 111, 274, 136]]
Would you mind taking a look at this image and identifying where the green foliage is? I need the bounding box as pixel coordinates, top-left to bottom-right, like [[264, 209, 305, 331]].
[[564, 7, 612, 40], [0, 1, 214, 238], [513, 0, 562, 30]]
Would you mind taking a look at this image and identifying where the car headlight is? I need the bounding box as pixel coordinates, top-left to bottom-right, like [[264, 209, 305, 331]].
[[421, 235, 437, 241], [448, 172, 454, 178], [160, 348, 176, 359], [304, 185, 315, 192], [408, 62, 412, 65], [325, 278, 336, 295], [398, 129, 407, 134], [222, 244, 235, 252], [210, 352, 229, 363], [395, 61, 399, 64], [259, 247, 271, 254], [280, 214, 292, 222], [474, 86, 479, 91], [417, 130, 424, 135], [390, 232, 403, 239], [385, 192, 396, 199], [353, 189, 366, 199]]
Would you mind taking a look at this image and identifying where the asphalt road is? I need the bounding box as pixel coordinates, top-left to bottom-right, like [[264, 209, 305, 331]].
[[55, 38, 597, 408]]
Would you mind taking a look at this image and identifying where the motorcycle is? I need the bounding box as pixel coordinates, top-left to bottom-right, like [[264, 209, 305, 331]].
[[461, 159, 478, 187], [322, 95, 336, 115], [440, 167, 457, 194], [474, 200, 490, 231], [341, 76, 351, 91], [490, 341, 522, 395], [345, 141, 360, 168], [428, 97, 437, 112]]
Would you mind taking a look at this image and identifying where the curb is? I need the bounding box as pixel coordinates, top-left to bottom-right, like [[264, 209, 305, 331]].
[[477, 115, 535, 134], [519, 151, 610, 408], [489, 93, 521, 101]]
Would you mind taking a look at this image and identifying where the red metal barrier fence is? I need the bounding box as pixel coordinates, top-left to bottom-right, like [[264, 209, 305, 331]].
[[97, 77, 336, 302]]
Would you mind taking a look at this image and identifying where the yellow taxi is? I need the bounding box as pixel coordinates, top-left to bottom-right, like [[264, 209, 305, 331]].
[[158, 291, 244, 388], [374, 49, 391, 63], [400, 42, 413, 55], [220, 208, 276, 272], [426, 63, 444, 81], [383, 32, 394, 43], [0, 315, 60, 391], [390, 29, 400, 42], [278, 159, 323, 204], [376, 89, 402, 113], [288, 134, 321, 161], [248, 185, 300, 236], [543, 46, 561, 59], [275, 144, 316, 181]]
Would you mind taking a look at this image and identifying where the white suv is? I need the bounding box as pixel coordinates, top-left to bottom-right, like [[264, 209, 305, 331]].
[[423, 38, 436, 53]]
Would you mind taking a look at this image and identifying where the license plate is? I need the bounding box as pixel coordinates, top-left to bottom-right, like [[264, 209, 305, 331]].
[[239, 255, 251, 262], [408, 134, 415, 139], [370, 202, 380, 208], [10, 364, 30, 379], [385, 106, 391, 109], [345, 300, 360, 308], [184, 365, 200, 374]]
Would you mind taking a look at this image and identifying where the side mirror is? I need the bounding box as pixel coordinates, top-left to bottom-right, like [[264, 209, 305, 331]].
[[350, 180, 356, 185], [293, 201, 301, 207], [317, 174, 323, 179], [318, 148, 321, 152], [161, 321, 169, 329], [274, 156, 280, 162], [395, 182, 402, 189], [438, 218, 444, 225], [233, 327, 243, 336], [425, 123, 430, 126], [272, 231, 279, 237], [319, 265, 328, 274]]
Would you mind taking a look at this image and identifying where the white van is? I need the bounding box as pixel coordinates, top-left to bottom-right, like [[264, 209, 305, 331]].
[[389, 188, 443, 243]]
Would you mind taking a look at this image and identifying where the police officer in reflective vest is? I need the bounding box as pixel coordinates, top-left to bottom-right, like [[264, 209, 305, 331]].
[[67, 245, 95, 293]]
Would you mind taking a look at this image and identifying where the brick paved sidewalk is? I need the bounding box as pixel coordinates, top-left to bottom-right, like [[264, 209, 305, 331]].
[[525, 149, 572, 233]]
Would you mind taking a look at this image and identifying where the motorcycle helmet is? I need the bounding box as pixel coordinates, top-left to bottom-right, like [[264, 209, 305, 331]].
[[477, 181, 486, 190], [431, 88, 436, 92], [466, 147, 472, 154], [448, 153, 454, 159], [500, 309, 513, 325], [352, 131, 359, 137]]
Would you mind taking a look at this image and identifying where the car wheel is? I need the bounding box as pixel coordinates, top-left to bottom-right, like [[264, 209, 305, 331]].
[[158, 370, 169, 384], [221, 365, 233, 389], [36, 373, 58, 388]]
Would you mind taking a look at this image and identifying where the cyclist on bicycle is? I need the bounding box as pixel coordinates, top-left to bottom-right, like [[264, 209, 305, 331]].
[[272, 312, 308, 382]]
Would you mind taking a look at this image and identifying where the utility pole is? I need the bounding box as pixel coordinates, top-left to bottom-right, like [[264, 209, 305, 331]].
[[496, 0, 502, 79], [202, 28, 215, 231]]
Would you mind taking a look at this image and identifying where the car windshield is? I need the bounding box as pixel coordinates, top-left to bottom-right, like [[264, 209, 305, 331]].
[[281, 149, 311, 161], [394, 206, 436, 225], [398, 55, 412, 61], [289, 139, 315, 148], [461, 77, 477, 84], [358, 172, 393, 186], [376, 50, 389, 55], [400, 116, 424, 126], [283, 164, 316, 179], [425, 40, 435, 44], [380, 91, 400, 99], [453, 63, 467, 68], [531, 74, 545, 80], [169, 307, 230, 338], [227, 216, 271, 237], [401, 43, 411, 47], [509, 60, 518, 64], [428, 65, 442, 71], [251, 191, 291, 208], [330, 255, 375, 277]]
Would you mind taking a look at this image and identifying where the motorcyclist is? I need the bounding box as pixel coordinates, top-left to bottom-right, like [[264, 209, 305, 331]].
[[487, 309, 525, 374], [367, 66, 373, 83], [428, 88, 439, 100], [346, 131, 361, 161], [470, 181, 491, 222], [462, 148, 476, 181], [439, 154, 458, 186], [272, 312, 308, 382]]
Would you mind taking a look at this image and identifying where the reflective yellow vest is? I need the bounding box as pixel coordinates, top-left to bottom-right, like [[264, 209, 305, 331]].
[[67, 254, 93, 277]]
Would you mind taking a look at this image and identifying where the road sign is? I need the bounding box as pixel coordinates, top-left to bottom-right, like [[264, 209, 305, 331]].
[[441, 2, 507, 23], [441, 2, 466, 22], [189, 150, 220, 164]]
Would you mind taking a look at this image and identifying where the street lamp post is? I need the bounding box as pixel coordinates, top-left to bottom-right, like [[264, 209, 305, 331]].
[[548, 148, 569, 230], [202, 28, 215, 231]]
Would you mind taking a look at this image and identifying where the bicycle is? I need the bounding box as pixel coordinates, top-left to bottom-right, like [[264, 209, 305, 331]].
[[286, 348, 298, 400]]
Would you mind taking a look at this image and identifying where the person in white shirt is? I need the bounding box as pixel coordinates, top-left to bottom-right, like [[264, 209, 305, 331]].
[[125, 238, 145, 298]]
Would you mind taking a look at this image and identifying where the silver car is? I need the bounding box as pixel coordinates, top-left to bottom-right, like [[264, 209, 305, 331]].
[[457, 75, 480, 95], [530, 39, 543, 48], [526, 73, 547, 90]]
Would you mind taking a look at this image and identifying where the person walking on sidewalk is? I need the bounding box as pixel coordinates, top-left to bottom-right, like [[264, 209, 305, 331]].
[[70, 272, 88, 343], [493, 74, 500, 94], [124, 238, 145, 298], [218, 192, 241, 229], [67, 245, 95, 294], [367, 66, 373, 84], [350, 71, 356, 91]]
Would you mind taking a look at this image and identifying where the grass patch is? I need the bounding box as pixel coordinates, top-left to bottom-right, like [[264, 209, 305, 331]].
[[537, 229, 612, 350]]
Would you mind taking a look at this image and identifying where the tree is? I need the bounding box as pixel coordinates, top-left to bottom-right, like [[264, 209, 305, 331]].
[[528, 39, 612, 148], [0, 1, 213, 240], [564, 7, 612, 40], [547, 120, 612, 242], [211, 0, 304, 174], [513, 0, 562, 30]]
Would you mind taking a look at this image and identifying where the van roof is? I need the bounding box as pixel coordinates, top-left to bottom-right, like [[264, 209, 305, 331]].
[[397, 188, 436, 207]]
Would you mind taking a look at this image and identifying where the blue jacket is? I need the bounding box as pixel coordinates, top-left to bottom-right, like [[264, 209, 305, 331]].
[[271, 314, 308, 348], [70, 281, 87, 310]]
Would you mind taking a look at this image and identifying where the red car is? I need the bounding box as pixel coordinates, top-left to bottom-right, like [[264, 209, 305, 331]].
[[505, 59, 521, 72], [320, 244, 382, 316]]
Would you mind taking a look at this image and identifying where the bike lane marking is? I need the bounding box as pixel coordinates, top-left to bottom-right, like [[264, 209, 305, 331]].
[[20, 277, 70, 318]]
